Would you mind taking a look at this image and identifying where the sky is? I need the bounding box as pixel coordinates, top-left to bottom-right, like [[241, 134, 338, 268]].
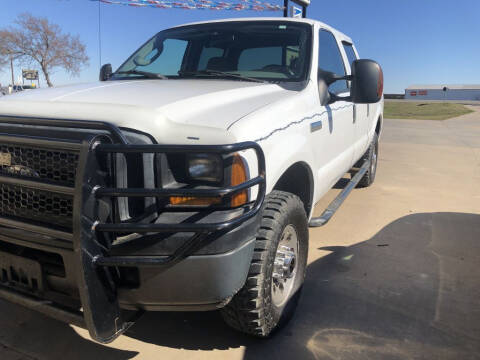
[[0, 0, 479, 93]]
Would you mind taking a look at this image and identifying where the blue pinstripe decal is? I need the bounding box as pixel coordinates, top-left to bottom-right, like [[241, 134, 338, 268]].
[[254, 104, 354, 142]]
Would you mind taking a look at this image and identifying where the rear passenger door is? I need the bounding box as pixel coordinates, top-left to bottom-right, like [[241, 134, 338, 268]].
[[342, 41, 369, 160], [312, 29, 355, 189]]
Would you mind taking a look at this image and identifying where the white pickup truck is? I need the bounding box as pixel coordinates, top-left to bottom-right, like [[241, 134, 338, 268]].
[[0, 17, 383, 342]]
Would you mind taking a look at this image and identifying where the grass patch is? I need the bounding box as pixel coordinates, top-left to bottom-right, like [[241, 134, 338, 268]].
[[384, 101, 473, 120]]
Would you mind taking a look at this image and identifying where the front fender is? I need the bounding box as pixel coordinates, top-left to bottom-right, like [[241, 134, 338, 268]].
[[262, 134, 316, 196]]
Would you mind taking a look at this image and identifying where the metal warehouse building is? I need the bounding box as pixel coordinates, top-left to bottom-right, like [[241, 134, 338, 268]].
[[405, 85, 480, 100]]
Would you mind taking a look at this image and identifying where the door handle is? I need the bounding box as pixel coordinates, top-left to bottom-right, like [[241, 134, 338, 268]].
[[310, 120, 323, 133], [353, 104, 356, 124]]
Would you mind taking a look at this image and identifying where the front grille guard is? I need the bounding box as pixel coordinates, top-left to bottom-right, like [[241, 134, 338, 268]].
[[0, 116, 266, 343], [93, 142, 266, 267]]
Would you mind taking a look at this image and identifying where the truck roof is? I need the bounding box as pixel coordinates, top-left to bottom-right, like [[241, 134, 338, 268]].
[[172, 17, 353, 44]]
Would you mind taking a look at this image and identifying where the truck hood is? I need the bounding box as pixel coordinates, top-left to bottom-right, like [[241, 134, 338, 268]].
[[0, 80, 294, 143]]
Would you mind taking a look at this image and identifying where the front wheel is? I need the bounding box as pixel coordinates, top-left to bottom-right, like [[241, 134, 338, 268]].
[[221, 191, 308, 337]]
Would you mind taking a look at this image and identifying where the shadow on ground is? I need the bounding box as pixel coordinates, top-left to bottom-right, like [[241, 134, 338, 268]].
[[241, 212, 480, 360], [1, 212, 479, 359]]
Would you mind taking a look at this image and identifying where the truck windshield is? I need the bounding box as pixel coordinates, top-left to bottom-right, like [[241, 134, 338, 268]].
[[112, 21, 312, 83]]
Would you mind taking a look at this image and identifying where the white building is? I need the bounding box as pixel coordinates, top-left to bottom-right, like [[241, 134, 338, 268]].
[[405, 85, 480, 101]]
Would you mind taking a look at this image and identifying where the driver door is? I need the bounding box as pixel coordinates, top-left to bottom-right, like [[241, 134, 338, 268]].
[[311, 29, 355, 193]]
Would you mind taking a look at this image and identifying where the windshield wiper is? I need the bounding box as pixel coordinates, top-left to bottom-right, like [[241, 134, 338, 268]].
[[179, 70, 267, 83], [115, 69, 168, 79]]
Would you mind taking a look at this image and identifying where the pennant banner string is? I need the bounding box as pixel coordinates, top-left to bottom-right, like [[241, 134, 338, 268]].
[[92, 0, 284, 11]]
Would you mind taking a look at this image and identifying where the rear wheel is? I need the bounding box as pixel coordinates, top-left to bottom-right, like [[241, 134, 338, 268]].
[[357, 133, 378, 188], [221, 190, 308, 337]]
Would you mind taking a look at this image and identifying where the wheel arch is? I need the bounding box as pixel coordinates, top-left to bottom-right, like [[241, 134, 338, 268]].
[[272, 161, 314, 216], [374, 109, 383, 140]]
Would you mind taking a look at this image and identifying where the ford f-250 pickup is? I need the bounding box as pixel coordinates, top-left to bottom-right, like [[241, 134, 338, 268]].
[[0, 17, 383, 343]]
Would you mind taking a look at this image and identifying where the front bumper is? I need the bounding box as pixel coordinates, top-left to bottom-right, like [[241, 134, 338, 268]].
[[0, 115, 266, 343], [119, 236, 256, 311]]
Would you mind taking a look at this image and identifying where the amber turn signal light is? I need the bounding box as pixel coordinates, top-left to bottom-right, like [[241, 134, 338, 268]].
[[169, 196, 221, 206], [231, 154, 248, 207]]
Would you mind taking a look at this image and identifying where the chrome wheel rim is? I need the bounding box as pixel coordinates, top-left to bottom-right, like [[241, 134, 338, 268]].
[[271, 225, 299, 307]]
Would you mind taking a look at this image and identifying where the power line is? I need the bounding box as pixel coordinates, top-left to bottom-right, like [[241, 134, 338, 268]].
[[98, 0, 102, 68]]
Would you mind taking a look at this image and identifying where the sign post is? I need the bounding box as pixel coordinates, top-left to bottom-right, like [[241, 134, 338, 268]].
[[22, 70, 40, 88]]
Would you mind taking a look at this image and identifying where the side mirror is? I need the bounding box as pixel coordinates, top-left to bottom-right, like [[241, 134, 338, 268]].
[[317, 69, 347, 106], [350, 59, 383, 104], [317, 76, 331, 106], [99, 63, 112, 81]]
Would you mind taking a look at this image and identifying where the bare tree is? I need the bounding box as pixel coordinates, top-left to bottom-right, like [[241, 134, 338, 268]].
[[0, 47, 10, 77], [0, 13, 89, 87], [0, 33, 23, 86], [0, 56, 6, 71]]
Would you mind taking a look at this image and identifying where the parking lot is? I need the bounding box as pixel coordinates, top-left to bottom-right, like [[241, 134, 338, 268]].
[[1, 106, 479, 360]]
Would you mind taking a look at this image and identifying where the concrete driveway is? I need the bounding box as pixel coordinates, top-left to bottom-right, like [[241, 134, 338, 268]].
[[1, 107, 479, 360]]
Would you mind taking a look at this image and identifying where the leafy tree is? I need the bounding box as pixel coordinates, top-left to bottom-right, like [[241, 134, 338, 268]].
[[0, 13, 89, 87]]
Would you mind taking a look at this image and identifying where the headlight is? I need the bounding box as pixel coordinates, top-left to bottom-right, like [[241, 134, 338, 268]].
[[186, 153, 223, 183], [169, 153, 248, 207]]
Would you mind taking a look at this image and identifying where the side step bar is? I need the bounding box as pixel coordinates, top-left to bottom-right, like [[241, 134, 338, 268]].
[[309, 160, 370, 227]]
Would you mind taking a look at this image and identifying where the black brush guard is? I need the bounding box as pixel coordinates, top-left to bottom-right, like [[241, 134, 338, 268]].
[[0, 115, 266, 343]]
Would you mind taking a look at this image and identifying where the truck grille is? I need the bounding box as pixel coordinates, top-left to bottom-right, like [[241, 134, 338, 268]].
[[0, 144, 79, 186], [0, 183, 74, 230]]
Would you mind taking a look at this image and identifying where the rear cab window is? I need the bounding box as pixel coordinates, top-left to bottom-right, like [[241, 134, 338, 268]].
[[341, 41, 358, 90], [342, 41, 358, 67]]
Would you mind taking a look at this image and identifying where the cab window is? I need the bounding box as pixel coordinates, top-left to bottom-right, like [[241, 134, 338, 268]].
[[134, 38, 188, 76], [318, 30, 347, 94], [238, 47, 282, 71], [342, 42, 358, 67], [113, 21, 312, 82], [198, 47, 224, 70]]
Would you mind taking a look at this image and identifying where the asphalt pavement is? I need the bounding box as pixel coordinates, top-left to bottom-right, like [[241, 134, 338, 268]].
[[1, 107, 479, 360]]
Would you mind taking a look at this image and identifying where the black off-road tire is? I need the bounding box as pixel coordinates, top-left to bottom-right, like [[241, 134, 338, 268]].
[[356, 133, 378, 188], [220, 190, 308, 337]]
